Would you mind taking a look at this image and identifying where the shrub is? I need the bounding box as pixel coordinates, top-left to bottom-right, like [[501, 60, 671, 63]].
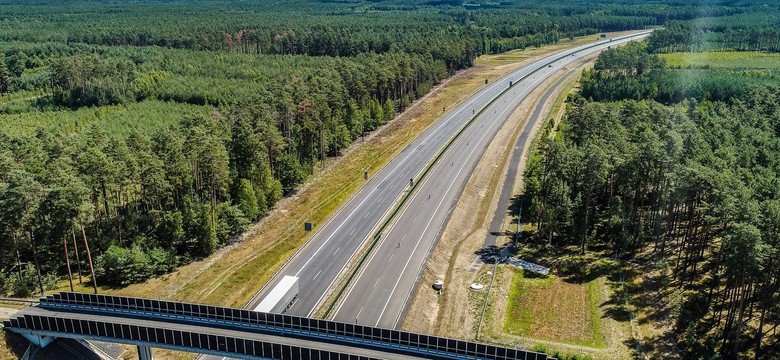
[[11, 264, 39, 297], [95, 244, 177, 286]]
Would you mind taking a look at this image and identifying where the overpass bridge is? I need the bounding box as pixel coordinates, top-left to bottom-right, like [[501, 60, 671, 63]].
[[3, 292, 552, 360]]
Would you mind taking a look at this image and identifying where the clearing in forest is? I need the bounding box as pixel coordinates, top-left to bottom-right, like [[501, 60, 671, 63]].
[[659, 51, 780, 69], [0, 99, 212, 139], [503, 269, 605, 348]]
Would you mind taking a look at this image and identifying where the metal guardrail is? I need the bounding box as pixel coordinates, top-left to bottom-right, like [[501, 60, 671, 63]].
[[320, 30, 653, 318], [15, 292, 551, 360], [0, 297, 38, 305], [6, 314, 380, 360]]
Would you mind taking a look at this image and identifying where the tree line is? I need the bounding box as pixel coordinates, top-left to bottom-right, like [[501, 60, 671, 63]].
[[0, 0, 671, 57], [523, 43, 779, 358], [581, 42, 780, 104], [647, 10, 780, 54]]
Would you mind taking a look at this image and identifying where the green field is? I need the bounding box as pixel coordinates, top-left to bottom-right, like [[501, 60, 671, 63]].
[[504, 269, 605, 348], [660, 51, 780, 69], [0, 100, 213, 139]]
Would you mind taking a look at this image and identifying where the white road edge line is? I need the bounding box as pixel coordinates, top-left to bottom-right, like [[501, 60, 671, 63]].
[[304, 31, 651, 318], [373, 92, 505, 327]]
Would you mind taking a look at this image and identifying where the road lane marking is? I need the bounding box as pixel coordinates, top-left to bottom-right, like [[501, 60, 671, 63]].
[[349, 228, 356, 236], [333, 247, 341, 256], [373, 278, 381, 288], [313, 270, 322, 280], [322, 32, 651, 319], [293, 102, 467, 279], [373, 89, 518, 327]]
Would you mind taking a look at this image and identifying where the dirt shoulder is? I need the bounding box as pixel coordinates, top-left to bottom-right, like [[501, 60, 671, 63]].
[[401, 54, 593, 336], [399, 51, 634, 358]]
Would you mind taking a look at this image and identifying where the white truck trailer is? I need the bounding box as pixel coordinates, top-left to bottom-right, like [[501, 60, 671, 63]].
[[253, 275, 299, 314]]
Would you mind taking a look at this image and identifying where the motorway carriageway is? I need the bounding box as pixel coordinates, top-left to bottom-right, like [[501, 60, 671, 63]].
[[252, 31, 652, 326], [330, 31, 651, 329]]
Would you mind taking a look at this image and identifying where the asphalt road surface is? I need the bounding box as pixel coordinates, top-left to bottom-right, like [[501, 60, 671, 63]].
[[482, 55, 590, 251], [204, 31, 649, 360], [251, 32, 650, 321], [330, 32, 651, 329]]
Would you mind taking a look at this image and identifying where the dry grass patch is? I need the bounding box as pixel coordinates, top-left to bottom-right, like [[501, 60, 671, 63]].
[[0, 330, 27, 360], [504, 270, 605, 348]]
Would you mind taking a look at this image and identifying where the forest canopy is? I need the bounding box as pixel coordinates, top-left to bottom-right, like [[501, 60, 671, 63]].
[[1, 0, 776, 295], [524, 42, 780, 359]]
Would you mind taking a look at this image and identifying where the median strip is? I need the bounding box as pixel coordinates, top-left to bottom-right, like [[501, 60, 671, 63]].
[[320, 31, 651, 319]]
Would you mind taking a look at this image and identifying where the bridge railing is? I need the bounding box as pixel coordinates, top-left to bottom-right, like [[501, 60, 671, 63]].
[[37, 292, 548, 360], [5, 313, 382, 360]]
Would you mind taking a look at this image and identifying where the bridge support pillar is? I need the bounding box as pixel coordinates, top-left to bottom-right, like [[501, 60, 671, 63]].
[[137, 345, 153, 360], [19, 332, 54, 348]]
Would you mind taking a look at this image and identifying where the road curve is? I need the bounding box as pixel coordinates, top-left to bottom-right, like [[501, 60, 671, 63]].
[[251, 31, 651, 323], [330, 32, 651, 329]]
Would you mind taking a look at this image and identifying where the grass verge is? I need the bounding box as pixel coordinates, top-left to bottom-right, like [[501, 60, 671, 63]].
[[0, 330, 27, 360]]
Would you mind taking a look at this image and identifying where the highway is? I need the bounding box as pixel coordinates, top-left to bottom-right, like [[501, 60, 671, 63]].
[[330, 32, 651, 328], [482, 52, 589, 251], [250, 31, 652, 327]]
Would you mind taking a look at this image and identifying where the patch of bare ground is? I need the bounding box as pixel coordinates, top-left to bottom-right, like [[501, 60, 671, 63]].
[[628, 249, 683, 360]]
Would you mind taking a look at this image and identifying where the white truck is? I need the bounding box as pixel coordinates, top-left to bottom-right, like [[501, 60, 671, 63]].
[[253, 275, 299, 314]]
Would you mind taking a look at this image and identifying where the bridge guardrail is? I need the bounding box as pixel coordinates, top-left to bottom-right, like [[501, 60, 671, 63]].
[[35, 292, 549, 360], [5, 313, 384, 360]]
